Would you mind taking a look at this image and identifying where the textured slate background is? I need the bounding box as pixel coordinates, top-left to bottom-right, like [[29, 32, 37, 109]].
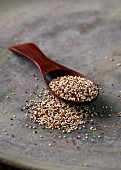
[[0, 0, 121, 169]]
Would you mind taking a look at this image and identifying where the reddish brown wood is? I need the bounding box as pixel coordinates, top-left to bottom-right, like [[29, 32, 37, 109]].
[[9, 42, 99, 105], [9, 43, 67, 76]]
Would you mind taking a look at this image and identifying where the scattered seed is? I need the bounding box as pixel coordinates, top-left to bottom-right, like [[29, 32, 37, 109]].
[[85, 136, 89, 139], [98, 135, 101, 138], [63, 135, 67, 138], [23, 107, 26, 110], [76, 135, 81, 139], [36, 84, 39, 88], [90, 139, 95, 143], [90, 126, 93, 130], [84, 163, 89, 167], [53, 134, 56, 138], [117, 63, 121, 66], [48, 143, 52, 146], [93, 127, 97, 131], [33, 126, 36, 129], [33, 130, 37, 134], [109, 58, 114, 61], [4, 132, 8, 135], [105, 56, 108, 59], [112, 123, 115, 127], [118, 112, 121, 117], [6, 96, 9, 99]]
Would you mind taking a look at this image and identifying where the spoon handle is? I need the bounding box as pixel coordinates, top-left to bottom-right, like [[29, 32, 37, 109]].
[[9, 43, 66, 76]]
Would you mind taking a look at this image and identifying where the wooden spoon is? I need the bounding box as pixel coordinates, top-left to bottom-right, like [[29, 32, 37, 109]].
[[9, 43, 99, 105]]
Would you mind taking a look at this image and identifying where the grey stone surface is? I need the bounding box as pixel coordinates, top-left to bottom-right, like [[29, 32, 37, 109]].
[[0, 0, 121, 169]]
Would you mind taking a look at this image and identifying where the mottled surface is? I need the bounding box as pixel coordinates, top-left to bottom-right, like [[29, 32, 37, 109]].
[[0, 0, 121, 170]]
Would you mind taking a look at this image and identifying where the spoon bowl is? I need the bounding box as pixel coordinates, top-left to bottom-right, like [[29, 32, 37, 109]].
[[9, 43, 99, 105]]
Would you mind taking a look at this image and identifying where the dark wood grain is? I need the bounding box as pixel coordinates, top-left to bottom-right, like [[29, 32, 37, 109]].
[[9, 43, 99, 105]]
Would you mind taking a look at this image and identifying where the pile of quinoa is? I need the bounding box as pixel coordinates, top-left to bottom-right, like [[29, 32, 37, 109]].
[[25, 75, 99, 133], [49, 76, 99, 102], [25, 93, 89, 133]]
